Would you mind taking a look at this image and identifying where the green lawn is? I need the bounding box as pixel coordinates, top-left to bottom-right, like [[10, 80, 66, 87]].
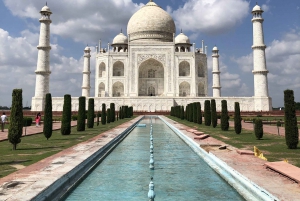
[[167, 116, 300, 168], [0, 117, 135, 178]]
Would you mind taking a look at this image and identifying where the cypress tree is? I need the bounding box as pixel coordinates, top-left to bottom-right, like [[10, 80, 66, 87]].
[[125, 106, 129, 118], [97, 112, 100, 126], [43, 93, 52, 140], [119, 107, 123, 119], [8, 89, 23, 150], [284, 90, 299, 149], [184, 105, 188, 120], [87, 98, 94, 128], [193, 103, 197, 123], [110, 103, 115, 122], [107, 108, 111, 123], [185, 105, 189, 121], [234, 102, 242, 134], [116, 112, 119, 121], [77, 96, 86, 131], [189, 104, 193, 122], [204, 100, 211, 126], [61, 94, 71, 135], [180, 106, 184, 120], [196, 102, 201, 124], [221, 100, 229, 131], [254, 119, 263, 140], [199, 102, 202, 124], [101, 104, 106, 125], [211, 99, 217, 128]]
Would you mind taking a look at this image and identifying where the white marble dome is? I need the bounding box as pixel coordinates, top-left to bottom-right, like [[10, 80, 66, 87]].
[[175, 32, 190, 44], [112, 32, 128, 44], [40, 5, 52, 13], [127, 0, 176, 42], [252, 4, 262, 12], [84, 46, 90, 51], [212, 46, 218, 51]]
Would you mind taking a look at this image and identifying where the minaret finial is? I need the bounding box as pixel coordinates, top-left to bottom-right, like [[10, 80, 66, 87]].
[[46, 2, 47, 6], [181, 29, 182, 33], [150, 0, 153, 2], [121, 28, 122, 33], [256, 2, 257, 5]]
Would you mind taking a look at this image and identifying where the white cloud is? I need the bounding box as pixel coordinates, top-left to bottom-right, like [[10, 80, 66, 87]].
[[172, 0, 249, 35], [262, 4, 269, 12], [231, 28, 300, 106], [0, 28, 86, 107], [3, 0, 143, 44]]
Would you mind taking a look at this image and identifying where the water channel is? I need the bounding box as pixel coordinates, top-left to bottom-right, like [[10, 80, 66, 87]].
[[63, 117, 245, 200]]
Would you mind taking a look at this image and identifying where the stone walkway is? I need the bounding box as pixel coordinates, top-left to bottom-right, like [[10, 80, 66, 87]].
[[0, 121, 78, 142]]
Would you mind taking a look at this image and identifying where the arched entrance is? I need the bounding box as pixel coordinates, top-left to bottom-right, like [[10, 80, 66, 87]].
[[112, 81, 124, 97], [138, 58, 164, 96]]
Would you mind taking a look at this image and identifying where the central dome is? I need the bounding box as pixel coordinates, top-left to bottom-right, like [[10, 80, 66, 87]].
[[127, 1, 176, 42]]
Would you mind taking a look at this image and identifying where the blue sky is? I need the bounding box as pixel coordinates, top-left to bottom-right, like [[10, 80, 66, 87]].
[[0, 0, 299, 108]]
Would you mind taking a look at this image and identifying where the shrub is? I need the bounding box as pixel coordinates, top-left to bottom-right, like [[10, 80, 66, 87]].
[[284, 89, 299, 149], [254, 119, 263, 139], [180, 106, 184, 120], [71, 115, 78, 121], [196, 102, 201, 124], [189, 104, 193, 122], [101, 104, 106, 125], [221, 100, 229, 131], [234, 102, 242, 134], [119, 107, 123, 119], [8, 89, 23, 150], [23, 117, 33, 127], [77, 96, 86, 131], [87, 98, 94, 128], [43, 93, 53, 140], [61, 94, 71, 135], [107, 108, 111, 123], [110, 103, 115, 122], [204, 100, 211, 126], [97, 112, 100, 126], [211, 99, 217, 128]]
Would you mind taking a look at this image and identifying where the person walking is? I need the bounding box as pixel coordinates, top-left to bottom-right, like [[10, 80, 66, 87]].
[[1, 112, 8, 132], [35, 113, 41, 127]]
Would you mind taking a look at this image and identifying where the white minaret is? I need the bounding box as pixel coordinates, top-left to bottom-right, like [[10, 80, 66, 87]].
[[252, 4, 269, 97], [212, 46, 221, 97], [34, 4, 52, 99], [82, 46, 91, 97]]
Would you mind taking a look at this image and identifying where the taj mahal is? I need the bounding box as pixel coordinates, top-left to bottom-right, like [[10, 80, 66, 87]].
[[31, 0, 272, 112]]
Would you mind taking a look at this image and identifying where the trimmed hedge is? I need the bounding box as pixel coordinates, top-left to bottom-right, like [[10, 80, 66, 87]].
[[61, 94, 71, 135], [211, 99, 217, 128], [107, 108, 111, 123], [234, 102, 242, 134], [254, 119, 263, 140], [77, 96, 86, 131], [23, 117, 33, 127], [204, 100, 211, 126], [284, 89, 299, 149], [43, 93, 53, 140], [221, 100, 229, 131], [87, 98, 94, 128], [8, 89, 23, 150], [101, 104, 106, 125]]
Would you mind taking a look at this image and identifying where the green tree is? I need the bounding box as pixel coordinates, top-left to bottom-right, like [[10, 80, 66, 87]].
[[107, 108, 111, 123], [193, 103, 197, 123], [234, 102, 242, 134], [221, 100, 229, 131], [77, 96, 86, 131], [97, 112, 100, 126], [110, 103, 115, 122], [8, 89, 23, 150], [204, 100, 211, 126], [101, 104, 106, 125], [284, 90, 299, 149], [196, 102, 201, 124], [254, 119, 263, 140], [87, 98, 94, 128], [43, 93, 52, 140], [211, 99, 217, 128], [180, 106, 184, 120], [61, 94, 71, 135], [119, 107, 123, 119]]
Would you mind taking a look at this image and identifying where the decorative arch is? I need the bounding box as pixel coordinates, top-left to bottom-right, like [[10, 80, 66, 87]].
[[98, 82, 105, 97], [113, 61, 124, 76], [179, 81, 190, 97], [138, 58, 164, 96], [99, 62, 106, 77], [179, 61, 190, 76], [198, 62, 204, 77], [198, 83, 205, 97], [112, 81, 124, 97]]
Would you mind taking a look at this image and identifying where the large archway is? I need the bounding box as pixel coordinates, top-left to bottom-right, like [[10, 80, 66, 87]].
[[179, 61, 190, 76], [138, 58, 164, 96], [98, 82, 105, 97], [113, 61, 124, 76], [198, 83, 205, 96], [179, 81, 190, 97], [112, 81, 124, 97]]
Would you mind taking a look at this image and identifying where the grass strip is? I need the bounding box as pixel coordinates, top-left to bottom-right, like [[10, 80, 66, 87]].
[[167, 115, 300, 168], [0, 117, 135, 178]]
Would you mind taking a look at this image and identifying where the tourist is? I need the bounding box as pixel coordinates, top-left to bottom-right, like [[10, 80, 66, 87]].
[[1, 112, 8, 132], [35, 113, 41, 127]]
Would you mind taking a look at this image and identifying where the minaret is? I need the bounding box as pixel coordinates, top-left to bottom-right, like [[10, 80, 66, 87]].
[[212, 46, 221, 97], [252, 4, 269, 97], [34, 3, 52, 100], [82, 46, 91, 97]]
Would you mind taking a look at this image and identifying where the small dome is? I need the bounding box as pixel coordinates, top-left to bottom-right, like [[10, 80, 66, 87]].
[[112, 32, 128, 44], [175, 32, 190, 44], [252, 4, 262, 12], [40, 5, 52, 13], [84, 46, 90, 51], [127, 1, 176, 42], [212, 46, 218, 51]]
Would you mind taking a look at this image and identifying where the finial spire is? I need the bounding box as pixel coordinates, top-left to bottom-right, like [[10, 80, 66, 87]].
[[121, 28, 122, 33], [181, 29, 182, 33], [256, 2, 257, 5], [46, 2, 47, 6], [149, 0, 153, 2]]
